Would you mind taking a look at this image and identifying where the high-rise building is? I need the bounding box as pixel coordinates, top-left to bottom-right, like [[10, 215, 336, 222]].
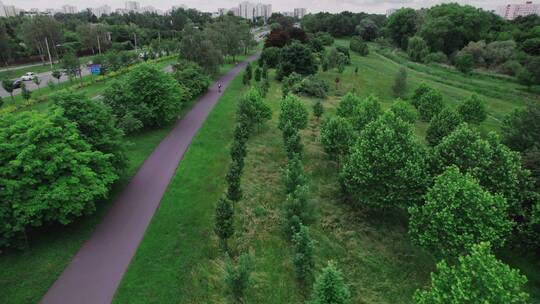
[[234, 2, 271, 21], [0, 1, 6, 17], [386, 8, 398, 17], [125, 1, 140, 13], [497, 1, 540, 20], [92, 5, 111, 18], [62, 5, 78, 14], [294, 8, 307, 18], [3, 4, 17, 17]]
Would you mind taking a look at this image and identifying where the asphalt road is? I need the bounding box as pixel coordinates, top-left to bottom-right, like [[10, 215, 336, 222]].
[[0, 67, 91, 98], [40, 53, 259, 304]]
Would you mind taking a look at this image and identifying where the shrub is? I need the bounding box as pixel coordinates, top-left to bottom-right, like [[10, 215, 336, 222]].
[[454, 51, 474, 74], [282, 185, 315, 238], [277, 42, 318, 79], [389, 99, 417, 124], [340, 112, 429, 208], [409, 166, 513, 258], [225, 253, 253, 302], [236, 89, 272, 129], [320, 116, 356, 161], [417, 89, 444, 122], [426, 108, 463, 146], [259, 46, 281, 68], [336, 92, 361, 118], [350, 95, 382, 131], [283, 126, 304, 159], [485, 40, 517, 66], [310, 261, 351, 304], [457, 94, 487, 124], [407, 36, 429, 62], [254, 66, 262, 82], [283, 155, 307, 194], [173, 60, 210, 100], [292, 75, 330, 98], [0, 111, 117, 247], [424, 52, 448, 64], [313, 100, 324, 119], [293, 224, 315, 283], [278, 95, 309, 131], [226, 159, 244, 202], [414, 243, 530, 303], [392, 67, 408, 98], [214, 197, 234, 251], [315, 32, 334, 46], [497, 60, 522, 76], [282, 72, 303, 97], [410, 83, 433, 108], [349, 36, 369, 56]]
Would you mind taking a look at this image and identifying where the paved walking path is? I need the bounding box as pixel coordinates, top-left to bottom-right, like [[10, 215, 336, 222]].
[[40, 54, 259, 304]]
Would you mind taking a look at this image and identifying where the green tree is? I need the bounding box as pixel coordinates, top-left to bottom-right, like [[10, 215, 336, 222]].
[[458, 94, 487, 124], [52, 70, 62, 84], [340, 112, 429, 208], [242, 71, 251, 85], [254, 66, 261, 82], [392, 67, 408, 98], [313, 100, 324, 120], [225, 253, 253, 303], [283, 126, 304, 159], [236, 89, 272, 130], [179, 22, 223, 75], [283, 155, 307, 194], [277, 42, 318, 79], [417, 89, 444, 122], [259, 47, 281, 68], [517, 68, 534, 87], [320, 116, 356, 162], [426, 108, 463, 146], [21, 83, 31, 101], [386, 8, 418, 49], [1, 79, 15, 101], [50, 91, 127, 174], [407, 36, 429, 62], [455, 51, 474, 74], [409, 166, 513, 258], [32, 76, 41, 90], [502, 102, 540, 152], [226, 159, 244, 203], [356, 19, 379, 41], [262, 64, 269, 79], [293, 224, 315, 283], [245, 63, 253, 80], [310, 261, 351, 304], [414, 243, 530, 304], [173, 60, 211, 100], [350, 95, 383, 131], [61, 51, 82, 84], [278, 95, 309, 131], [390, 99, 417, 124], [282, 72, 302, 98], [336, 92, 361, 118], [214, 197, 234, 252], [103, 63, 183, 133], [410, 83, 433, 108], [0, 111, 117, 247], [283, 185, 315, 238], [349, 36, 369, 56]]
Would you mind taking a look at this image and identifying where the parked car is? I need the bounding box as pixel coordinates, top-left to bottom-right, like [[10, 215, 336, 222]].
[[13, 78, 22, 89], [21, 72, 36, 81]]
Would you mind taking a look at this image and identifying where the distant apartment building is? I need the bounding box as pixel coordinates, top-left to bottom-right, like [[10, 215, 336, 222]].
[[140, 6, 157, 13], [62, 5, 78, 14], [125, 1, 140, 13], [294, 8, 307, 18], [92, 5, 111, 18], [0, 1, 5, 17], [282, 11, 295, 17], [497, 1, 540, 20], [231, 2, 271, 21], [3, 4, 17, 17], [386, 8, 398, 17]]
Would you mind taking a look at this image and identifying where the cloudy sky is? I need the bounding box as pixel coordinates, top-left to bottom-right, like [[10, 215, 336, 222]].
[[5, 0, 517, 14]]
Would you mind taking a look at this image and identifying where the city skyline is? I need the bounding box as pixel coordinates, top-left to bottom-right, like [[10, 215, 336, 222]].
[[2, 0, 536, 14]]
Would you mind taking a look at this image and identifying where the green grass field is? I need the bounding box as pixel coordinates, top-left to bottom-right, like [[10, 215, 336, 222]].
[[113, 40, 540, 303], [0, 54, 251, 304]]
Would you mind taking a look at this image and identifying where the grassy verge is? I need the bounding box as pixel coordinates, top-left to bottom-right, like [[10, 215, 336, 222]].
[[0, 54, 250, 304], [0, 54, 98, 80], [113, 41, 539, 303]]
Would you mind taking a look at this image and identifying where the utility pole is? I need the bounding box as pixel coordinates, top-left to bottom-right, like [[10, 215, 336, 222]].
[[97, 35, 102, 55], [45, 37, 53, 69]]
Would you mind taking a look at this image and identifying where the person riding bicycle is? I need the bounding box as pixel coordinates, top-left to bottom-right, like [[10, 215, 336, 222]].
[[218, 83, 222, 93]]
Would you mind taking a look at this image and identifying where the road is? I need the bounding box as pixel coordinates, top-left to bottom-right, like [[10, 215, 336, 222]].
[[0, 67, 91, 98], [40, 53, 259, 304]]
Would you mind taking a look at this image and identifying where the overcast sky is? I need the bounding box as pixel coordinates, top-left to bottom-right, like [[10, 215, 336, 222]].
[[4, 0, 519, 14]]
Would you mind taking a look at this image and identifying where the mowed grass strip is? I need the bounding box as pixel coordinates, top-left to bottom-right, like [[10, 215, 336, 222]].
[[113, 73, 249, 303]]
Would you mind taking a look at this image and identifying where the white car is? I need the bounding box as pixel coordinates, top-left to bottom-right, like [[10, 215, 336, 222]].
[[21, 72, 36, 81]]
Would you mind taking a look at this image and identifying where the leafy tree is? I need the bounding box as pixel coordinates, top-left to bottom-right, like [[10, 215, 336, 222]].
[[356, 19, 379, 41], [236, 89, 271, 130], [392, 67, 408, 98], [313, 101, 324, 120], [1, 79, 15, 101], [340, 112, 429, 208], [103, 63, 183, 133], [277, 42, 318, 79], [410, 83, 433, 108], [310, 261, 351, 304], [245, 63, 253, 80], [278, 95, 309, 131], [409, 166, 513, 258], [61, 51, 82, 84], [52, 70, 62, 83], [243, 71, 251, 85], [173, 60, 211, 101], [293, 224, 315, 283], [283, 155, 307, 194], [0, 111, 117, 247], [283, 185, 315, 238], [457, 94, 487, 124], [0, 96, 3, 108], [407, 36, 429, 62], [350, 95, 383, 131], [292, 76, 330, 99], [21, 83, 31, 101], [321, 116, 356, 162], [179, 23, 223, 75], [282, 72, 303, 98], [454, 51, 474, 74], [517, 68, 534, 87], [262, 64, 269, 79], [259, 47, 281, 68], [32, 76, 41, 90], [336, 92, 361, 118], [390, 99, 417, 124], [214, 197, 234, 252], [502, 102, 540, 152], [315, 32, 334, 46], [225, 253, 253, 303], [426, 108, 463, 146], [283, 126, 304, 159], [386, 8, 418, 49], [227, 159, 244, 203], [50, 91, 127, 174], [417, 89, 444, 122], [349, 36, 369, 56], [254, 66, 261, 82], [414, 243, 530, 304]]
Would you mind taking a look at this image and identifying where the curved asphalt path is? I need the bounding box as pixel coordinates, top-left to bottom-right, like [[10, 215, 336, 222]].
[[40, 54, 259, 304]]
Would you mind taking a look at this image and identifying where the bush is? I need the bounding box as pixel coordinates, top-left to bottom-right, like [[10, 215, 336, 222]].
[[277, 42, 318, 79], [454, 51, 474, 74], [392, 67, 407, 97], [389, 99, 417, 124], [173, 60, 210, 100], [340, 112, 428, 208], [336, 92, 361, 118], [414, 243, 530, 303], [103, 63, 183, 133], [313, 100, 324, 119], [497, 60, 522, 76], [282, 72, 303, 97], [225, 253, 253, 302], [0, 111, 117, 247], [236, 89, 272, 129], [349, 36, 369, 56], [283, 155, 307, 194], [214, 197, 234, 251], [457, 94, 487, 124], [417, 89, 444, 122], [292, 75, 330, 98], [407, 36, 429, 62], [282, 185, 315, 237], [424, 52, 448, 64], [409, 166, 513, 258], [350, 95, 383, 131], [410, 83, 433, 108], [315, 32, 334, 46], [426, 108, 463, 146], [293, 224, 315, 283], [259, 46, 281, 68], [310, 261, 351, 304], [320, 116, 356, 161], [278, 95, 309, 131], [50, 91, 127, 174]]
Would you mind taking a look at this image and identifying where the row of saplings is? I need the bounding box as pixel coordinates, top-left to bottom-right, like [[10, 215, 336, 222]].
[[0, 59, 211, 248], [319, 87, 539, 302]]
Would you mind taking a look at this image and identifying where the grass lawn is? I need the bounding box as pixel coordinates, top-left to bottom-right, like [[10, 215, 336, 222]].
[[113, 40, 540, 303], [0, 54, 251, 304]]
